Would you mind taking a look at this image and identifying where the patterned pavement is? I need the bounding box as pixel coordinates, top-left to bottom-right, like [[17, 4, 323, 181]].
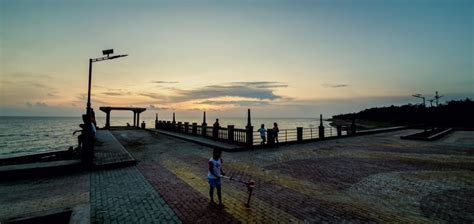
[[110, 129, 474, 223], [1, 129, 472, 223]]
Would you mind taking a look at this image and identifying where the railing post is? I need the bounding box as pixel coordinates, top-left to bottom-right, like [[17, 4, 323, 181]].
[[319, 114, 325, 139], [166, 121, 171, 130], [246, 109, 253, 146], [177, 122, 182, 132], [297, 127, 303, 142], [337, 125, 342, 136], [246, 126, 253, 146], [202, 111, 207, 137], [184, 122, 189, 134], [192, 123, 197, 135], [228, 125, 235, 143], [105, 110, 110, 129], [267, 128, 274, 145], [172, 112, 176, 130]]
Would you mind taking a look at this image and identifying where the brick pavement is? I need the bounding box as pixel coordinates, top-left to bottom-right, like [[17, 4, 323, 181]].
[[111, 129, 474, 223], [90, 166, 180, 224], [0, 172, 89, 221]]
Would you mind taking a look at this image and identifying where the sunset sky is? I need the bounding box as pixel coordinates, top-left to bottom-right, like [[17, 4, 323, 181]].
[[1, 0, 473, 118]]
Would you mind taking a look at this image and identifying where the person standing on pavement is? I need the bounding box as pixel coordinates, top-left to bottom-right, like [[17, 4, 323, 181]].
[[257, 124, 266, 145], [273, 122, 279, 144], [208, 147, 225, 208]]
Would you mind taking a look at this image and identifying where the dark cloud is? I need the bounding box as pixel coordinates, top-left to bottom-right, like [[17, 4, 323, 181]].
[[102, 91, 131, 96], [171, 82, 286, 102], [26, 102, 48, 107], [230, 81, 288, 89], [148, 105, 173, 110], [198, 100, 270, 107], [139, 92, 166, 99], [322, 83, 349, 88], [150, 80, 179, 84]]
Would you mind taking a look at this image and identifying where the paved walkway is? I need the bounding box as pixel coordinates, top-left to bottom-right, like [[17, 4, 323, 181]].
[[111, 129, 474, 223], [1, 129, 472, 223], [91, 166, 180, 224], [93, 130, 136, 168]]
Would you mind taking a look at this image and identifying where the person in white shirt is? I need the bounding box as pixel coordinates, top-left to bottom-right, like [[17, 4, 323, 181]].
[[208, 147, 225, 208]]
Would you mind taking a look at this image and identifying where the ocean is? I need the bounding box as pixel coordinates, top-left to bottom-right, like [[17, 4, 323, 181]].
[[0, 116, 332, 156]]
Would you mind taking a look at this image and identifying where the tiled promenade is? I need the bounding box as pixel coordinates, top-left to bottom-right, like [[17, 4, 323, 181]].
[[0, 129, 473, 223], [91, 167, 180, 223], [111, 129, 474, 223]]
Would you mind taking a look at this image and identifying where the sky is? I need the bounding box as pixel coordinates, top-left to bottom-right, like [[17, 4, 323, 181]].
[[1, 0, 473, 118]]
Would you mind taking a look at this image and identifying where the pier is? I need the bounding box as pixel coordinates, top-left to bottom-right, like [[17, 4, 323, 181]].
[[153, 109, 407, 149], [1, 126, 473, 223]]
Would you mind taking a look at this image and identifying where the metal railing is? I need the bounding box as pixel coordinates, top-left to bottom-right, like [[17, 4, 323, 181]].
[[156, 119, 351, 147]]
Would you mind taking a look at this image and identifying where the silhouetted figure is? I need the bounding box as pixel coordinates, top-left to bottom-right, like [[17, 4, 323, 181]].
[[81, 114, 96, 166], [273, 122, 279, 144], [257, 124, 266, 145], [127, 122, 131, 127], [141, 121, 146, 129], [212, 119, 220, 139], [73, 124, 86, 149]]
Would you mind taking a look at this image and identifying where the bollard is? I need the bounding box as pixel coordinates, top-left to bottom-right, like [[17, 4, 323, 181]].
[[141, 121, 146, 129], [177, 122, 183, 132], [297, 127, 303, 142], [337, 125, 342, 136]]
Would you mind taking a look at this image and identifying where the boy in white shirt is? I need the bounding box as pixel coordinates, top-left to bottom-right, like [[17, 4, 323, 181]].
[[208, 147, 225, 208]]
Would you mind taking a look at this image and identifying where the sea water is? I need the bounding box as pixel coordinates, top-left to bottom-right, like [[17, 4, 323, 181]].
[[0, 116, 332, 156]]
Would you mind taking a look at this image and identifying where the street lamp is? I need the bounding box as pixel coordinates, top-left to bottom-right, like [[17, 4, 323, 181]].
[[412, 94, 425, 107], [86, 49, 128, 117]]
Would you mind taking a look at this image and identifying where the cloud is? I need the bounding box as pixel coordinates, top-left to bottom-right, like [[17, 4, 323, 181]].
[[139, 92, 166, 100], [150, 80, 179, 84], [31, 83, 53, 89], [148, 105, 173, 110], [48, 91, 59, 97], [170, 81, 287, 102], [8, 73, 52, 79], [322, 83, 349, 88], [230, 81, 288, 88], [198, 100, 270, 107], [26, 102, 48, 107], [102, 91, 131, 96]]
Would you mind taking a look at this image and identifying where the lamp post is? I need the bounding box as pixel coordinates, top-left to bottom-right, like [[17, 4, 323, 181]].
[[412, 94, 425, 107], [86, 49, 128, 117]]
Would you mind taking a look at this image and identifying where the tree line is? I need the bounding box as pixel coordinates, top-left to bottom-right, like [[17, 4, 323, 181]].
[[333, 98, 474, 128]]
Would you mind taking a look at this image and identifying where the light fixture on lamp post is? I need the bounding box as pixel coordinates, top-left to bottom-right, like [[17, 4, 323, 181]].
[[86, 49, 128, 117]]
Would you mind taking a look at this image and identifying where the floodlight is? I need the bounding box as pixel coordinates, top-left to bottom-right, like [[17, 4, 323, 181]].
[[102, 49, 114, 56]]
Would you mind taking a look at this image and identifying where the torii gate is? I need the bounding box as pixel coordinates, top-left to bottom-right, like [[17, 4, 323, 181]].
[[99, 106, 146, 129]]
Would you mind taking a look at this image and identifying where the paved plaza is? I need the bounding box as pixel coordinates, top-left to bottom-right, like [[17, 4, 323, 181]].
[[0, 129, 473, 223]]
